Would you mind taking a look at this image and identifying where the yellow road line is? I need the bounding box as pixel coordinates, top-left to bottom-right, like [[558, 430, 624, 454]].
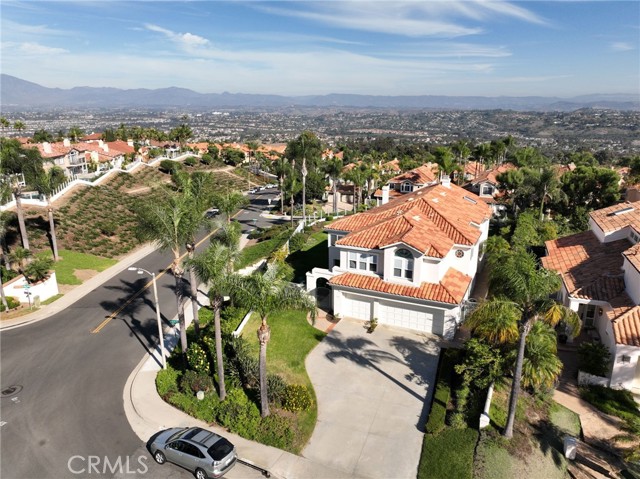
[[90, 229, 218, 334]]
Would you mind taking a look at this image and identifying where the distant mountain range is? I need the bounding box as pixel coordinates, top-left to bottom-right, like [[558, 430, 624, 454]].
[[1, 74, 638, 111]]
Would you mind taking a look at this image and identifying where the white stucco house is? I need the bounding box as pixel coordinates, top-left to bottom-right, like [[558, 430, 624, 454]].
[[542, 200, 640, 393], [307, 177, 491, 339]]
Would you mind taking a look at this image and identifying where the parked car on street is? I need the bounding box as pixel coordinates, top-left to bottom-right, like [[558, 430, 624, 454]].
[[205, 208, 220, 218], [150, 427, 237, 479]]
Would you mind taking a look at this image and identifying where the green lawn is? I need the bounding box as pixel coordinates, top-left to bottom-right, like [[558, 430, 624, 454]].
[[47, 249, 117, 284], [236, 237, 285, 269], [419, 428, 478, 479], [241, 309, 326, 450], [41, 294, 64, 305]]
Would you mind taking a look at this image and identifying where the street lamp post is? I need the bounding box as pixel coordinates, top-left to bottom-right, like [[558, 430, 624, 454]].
[[128, 266, 166, 369]]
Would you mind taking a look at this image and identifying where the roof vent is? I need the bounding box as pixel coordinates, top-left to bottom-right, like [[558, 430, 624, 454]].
[[610, 206, 635, 216], [413, 215, 421, 221], [432, 198, 439, 203], [463, 196, 478, 204]]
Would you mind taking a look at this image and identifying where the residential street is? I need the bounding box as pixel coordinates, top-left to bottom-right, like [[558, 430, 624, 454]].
[[0, 190, 280, 478]]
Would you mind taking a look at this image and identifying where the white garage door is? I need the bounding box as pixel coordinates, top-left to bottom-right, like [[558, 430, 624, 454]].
[[343, 294, 372, 320], [378, 301, 433, 332]]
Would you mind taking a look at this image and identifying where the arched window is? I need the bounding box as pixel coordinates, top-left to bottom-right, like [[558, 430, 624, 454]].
[[401, 182, 413, 193], [394, 249, 414, 280]]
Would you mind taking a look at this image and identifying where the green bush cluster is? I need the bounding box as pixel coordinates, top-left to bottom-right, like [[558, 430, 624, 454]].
[[578, 341, 611, 377], [288, 233, 306, 253], [159, 160, 182, 174], [0, 296, 21, 312], [156, 366, 180, 398], [282, 384, 313, 412], [187, 342, 210, 373], [184, 156, 198, 167], [180, 370, 214, 394], [426, 382, 450, 434]]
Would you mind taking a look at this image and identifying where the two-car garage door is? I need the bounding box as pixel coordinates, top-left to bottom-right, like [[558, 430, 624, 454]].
[[342, 293, 434, 333], [378, 301, 433, 332]]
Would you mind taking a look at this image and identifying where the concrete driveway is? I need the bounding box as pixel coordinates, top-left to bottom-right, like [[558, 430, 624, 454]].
[[303, 318, 440, 478]]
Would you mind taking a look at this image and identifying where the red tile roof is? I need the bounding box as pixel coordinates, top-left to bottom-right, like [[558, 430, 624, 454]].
[[608, 293, 640, 347], [542, 230, 630, 300], [623, 244, 640, 272], [470, 163, 516, 185], [388, 163, 438, 185], [590, 200, 640, 236], [330, 183, 490, 257], [329, 268, 471, 304]]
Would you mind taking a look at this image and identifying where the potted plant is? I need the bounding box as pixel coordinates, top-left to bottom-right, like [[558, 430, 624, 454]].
[[367, 317, 379, 333]]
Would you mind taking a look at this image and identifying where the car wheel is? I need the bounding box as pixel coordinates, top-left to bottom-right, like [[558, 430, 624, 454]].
[[195, 468, 208, 479], [154, 451, 166, 465]]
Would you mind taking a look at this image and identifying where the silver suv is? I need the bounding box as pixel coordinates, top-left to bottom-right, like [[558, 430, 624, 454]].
[[150, 427, 237, 479]]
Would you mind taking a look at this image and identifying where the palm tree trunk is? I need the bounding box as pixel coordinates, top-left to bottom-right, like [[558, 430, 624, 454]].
[[353, 185, 357, 213], [47, 199, 59, 261], [14, 191, 29, 250], [213, 295, 226, 401], [172, 262, 188, 354], [302, 175, 306, 225], [0, 280, 8, 311], [189, 263, 200, 338], [504, 318, 532, 438], [332, 181, 338, 216], [279, 176, 285, 215], [257, 318, 271, 417]]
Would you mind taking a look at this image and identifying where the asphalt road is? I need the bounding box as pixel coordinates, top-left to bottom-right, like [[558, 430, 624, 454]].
[[0, 190, 281, 479]]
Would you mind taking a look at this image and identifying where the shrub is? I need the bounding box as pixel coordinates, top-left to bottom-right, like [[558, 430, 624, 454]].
[[159, 160, 181, 174], [426, 382, 450, 434], [0, 296, 20, 312], [256, 413, 295, 450], [288, 233, 306, 253], [187, 343, 210, 373], [201, 153, 213, 165], [24, 257, 54, 283], [216, 388, 261, 438], [578, 341, 611, 377], [267, 374, 288, 407], [448, 412, 467, 429], [184, 156, 198, 167], [282, 384, 313, 412], [156, 366, 180, 398], [98, 221, 117, 236], [180, 370, 214, 394]]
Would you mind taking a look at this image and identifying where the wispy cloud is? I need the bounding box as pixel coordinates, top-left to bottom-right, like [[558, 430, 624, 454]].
[[1, 19, 71, 37], [2, 41, 68, 55], [257, 1, 549, 38], [610, 41, 634, 52], [145, 23, 210, 49]]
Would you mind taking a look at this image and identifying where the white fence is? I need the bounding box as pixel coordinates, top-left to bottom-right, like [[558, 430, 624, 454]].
[[0, 153, 200, 212]]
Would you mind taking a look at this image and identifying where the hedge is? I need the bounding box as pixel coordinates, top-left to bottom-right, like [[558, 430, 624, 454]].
[[425, 349, 456, 434]]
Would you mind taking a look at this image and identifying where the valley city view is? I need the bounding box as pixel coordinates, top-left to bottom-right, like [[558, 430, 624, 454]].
[[1, 1, 639, 479]]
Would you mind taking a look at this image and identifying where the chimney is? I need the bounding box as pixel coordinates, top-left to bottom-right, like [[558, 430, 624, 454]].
[[43, 142, 52, 154], [102, 142, 109, 153], [63, 138, 70, 147], [127, 140, 134, 147], [98, 139, 104, 148], [441, 174, 451, 188], [382, 185, 390, 205]]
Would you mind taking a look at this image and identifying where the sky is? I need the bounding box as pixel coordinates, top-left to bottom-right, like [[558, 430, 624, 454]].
[[1, 1, 638, 98]]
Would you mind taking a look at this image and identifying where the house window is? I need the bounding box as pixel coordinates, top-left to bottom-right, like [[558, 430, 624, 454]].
[[620, 355, 631, 364], [401, 182, 413, 193], [481, 185, 494, 196], [348, 252, 378, 272], [393, 248, 414, 280]]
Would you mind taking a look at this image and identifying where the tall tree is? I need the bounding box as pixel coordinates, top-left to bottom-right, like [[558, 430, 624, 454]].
[[344, 166, 367, 213], [465, 247, 581, 438], [234, 263, 316, 417], [136, 188, 205, 355], [433, 146, 461, 180], [187, 238, 241, 401], [272, 157, 290, 215], [211, 189, 247, 224], [13, 121, 26, 134], [68, 126, 84, 143], [35, 166, 66, 260], [324, 156, 344, 216]]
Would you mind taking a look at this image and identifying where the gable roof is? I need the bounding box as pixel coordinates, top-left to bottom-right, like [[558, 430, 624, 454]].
[[469, 163, 516, 186], [388, 163, 439, 186], [329, 267, 472, 305], [590, 200, 640, 236], [329, 182, 490, 257]]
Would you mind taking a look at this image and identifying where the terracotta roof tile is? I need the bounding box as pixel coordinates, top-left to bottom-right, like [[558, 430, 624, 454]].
[[330, 183, 490, 257], [590, 200, 640, 236], [470, 163, 516, 185], [329, 268, 471, 304], [388, 163, 439, 185], [608, 293, 640, 346], [542, 230, 630, 299], [623, 243, 640, 272]]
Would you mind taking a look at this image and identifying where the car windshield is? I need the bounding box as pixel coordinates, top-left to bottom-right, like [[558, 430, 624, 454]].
[[167, 429, 186, 443], [208, 438, 234, 461]]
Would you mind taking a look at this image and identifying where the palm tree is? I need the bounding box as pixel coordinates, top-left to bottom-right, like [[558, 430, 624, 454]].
[[272, 157, 290, 215], [136, 188, 204, 354], [344, 166, 367, 213], [8, 246, 32, 274], [234, 263, 316, 417], [324, 156, 343, 216], [187, 240, 241, 401], [211, 189, 247, 224], [465, 247, 581, 438], [13, 121, 26, 134], [68, 126, 84, 143], [474, 142, 492, 175], [520, 321, 563, 390], [0, 117, 9, 133], [35, 166, 66, 261], [433, 146, 461, 181]]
